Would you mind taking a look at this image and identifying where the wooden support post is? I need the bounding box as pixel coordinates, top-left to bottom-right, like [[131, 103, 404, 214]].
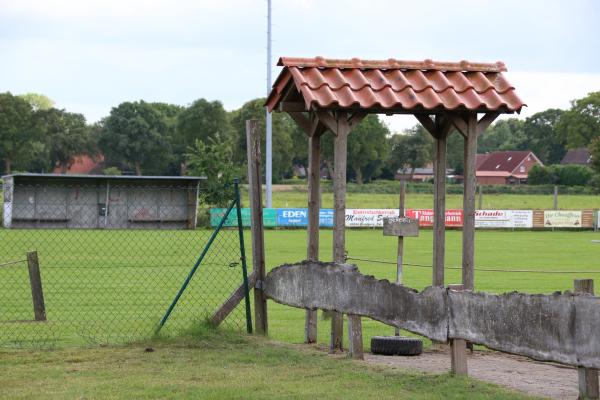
[[575, 279, 599, 400], [27, 251, 46, 321], [395, 180, 406, 336], [433, 129, 447, 287], [347, 314, 363, 359], [331, 116, 349, 352], [448, 284, 467, 375], [305, 132, 321, 344], [462, 114, 478, 291], [246, 119, 268, 335]]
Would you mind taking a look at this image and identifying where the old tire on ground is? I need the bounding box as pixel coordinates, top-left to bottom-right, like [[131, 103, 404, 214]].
[[371, 336, 423, 356]]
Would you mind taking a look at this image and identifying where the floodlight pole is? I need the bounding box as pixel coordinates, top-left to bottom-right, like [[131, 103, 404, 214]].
[[265, 0, 273, 208]]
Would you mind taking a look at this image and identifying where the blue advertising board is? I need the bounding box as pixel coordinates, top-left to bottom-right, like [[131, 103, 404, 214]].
[[277, 208, 308, 226], [319, 209, 334, 227]]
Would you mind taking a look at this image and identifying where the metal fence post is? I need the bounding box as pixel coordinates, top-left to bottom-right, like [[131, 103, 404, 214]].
[[234, 179, 253, 334]]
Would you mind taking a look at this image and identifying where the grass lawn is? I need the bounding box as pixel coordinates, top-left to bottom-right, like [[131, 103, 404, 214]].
[[244, 188, 600, 210], [0, 325, 535, 400]]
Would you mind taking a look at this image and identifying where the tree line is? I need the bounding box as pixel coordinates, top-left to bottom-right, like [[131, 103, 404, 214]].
[[1, 91, 599, 189]]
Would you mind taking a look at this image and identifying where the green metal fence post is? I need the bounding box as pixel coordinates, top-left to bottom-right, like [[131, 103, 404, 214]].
[[155, 196, 238, 334], [234, 179, 253, 334]]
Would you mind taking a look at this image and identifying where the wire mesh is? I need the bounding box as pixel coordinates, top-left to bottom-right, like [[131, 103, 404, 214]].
[[0, 179, 247, 347]]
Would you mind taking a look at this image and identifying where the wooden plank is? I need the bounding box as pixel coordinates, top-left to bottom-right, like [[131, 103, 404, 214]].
[[27, 251, 46, 322], [433, 129, 447, 287], [331, 312, 344, 353], [305, 130, 321, 344], [575, 279, 599, 400], [210, 271, 257, 326], [315, 110, 339, 135], [448, 284, 467, 375], [396, 180, 406, 336], [347, 314, 364, 359], [288, 112, 312, 134], [462, 114, 477, 291], [246, 119, 268, 335]]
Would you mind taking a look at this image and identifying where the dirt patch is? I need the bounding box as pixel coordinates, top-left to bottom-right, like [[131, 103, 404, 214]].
[[365, 346, 579, 399]]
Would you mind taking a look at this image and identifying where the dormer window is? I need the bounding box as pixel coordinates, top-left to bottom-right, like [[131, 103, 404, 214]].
[[495, 164, 501, 169], [507, 156, 512, 161]]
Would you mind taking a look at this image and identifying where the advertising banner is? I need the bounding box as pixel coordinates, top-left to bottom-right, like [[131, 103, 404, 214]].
[[210, 208, 276, 227], [319, 209, 334, 227], [544, 210, 582, 228], [475, 210, 533, 228], [405, 209, 463, 227], [277, 208, 308, 227], [345, 208, 399, 227]]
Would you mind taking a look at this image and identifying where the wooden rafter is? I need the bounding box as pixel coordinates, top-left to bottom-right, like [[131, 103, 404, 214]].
[[476, 112, 500, 136]]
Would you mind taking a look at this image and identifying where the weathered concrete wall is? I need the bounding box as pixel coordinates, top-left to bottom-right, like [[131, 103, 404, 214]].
[[264, 261, 600, 369], [264, 261, 447, 341]]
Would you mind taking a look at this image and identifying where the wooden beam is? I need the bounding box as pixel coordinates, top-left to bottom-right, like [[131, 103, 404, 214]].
[[348, 112, 367, 129], [278, 101, 307, 112], [331, 114, 350, 352], [414, 114, 437, 137], [315, 110, 339, 135], [476, 112, 500, 136], [246, 119, 268, 335], [288, 112, 312, 134], [462, 113, 478, 291], [450, 114, 468, 138], [210, 271, 257, 326], [448, 284, 468, 375], [432, 128, 447, 287], [305, 131, 321, 344]]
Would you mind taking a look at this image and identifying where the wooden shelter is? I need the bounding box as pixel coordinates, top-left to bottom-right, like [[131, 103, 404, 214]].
[[266, 56, 525, 357]]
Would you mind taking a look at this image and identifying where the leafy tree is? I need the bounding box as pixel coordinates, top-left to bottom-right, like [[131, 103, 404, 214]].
[[98, 101, 171, 175], [557, 91, 600, 148], [522, 109, 566, 164], [478, 118, 526, 153], [102, 167, 122, 176], [527, 165, 553, 185], [18, 93, 54, 111], [176, 99, 229, 174], [229, 98, 296, 182], [528, 164, 592, 186], [186, 134, 240, 206], [386, 124, 433, 179], [320, 115, 390, 183], [0, 92, 41, 174], [37, 108, 94, 173], [590, 137, 600, 175]]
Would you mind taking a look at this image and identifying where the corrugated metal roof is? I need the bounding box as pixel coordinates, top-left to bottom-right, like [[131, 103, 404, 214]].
[[476, 151, 534, 173], [3, 173, 206, 181], [266, 57, 525, 113]]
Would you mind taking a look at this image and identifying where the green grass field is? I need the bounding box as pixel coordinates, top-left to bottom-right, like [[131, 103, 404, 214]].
[[0, 326, 533, 400], [2, 227, 599, 349], [244, 188, 600, 210]]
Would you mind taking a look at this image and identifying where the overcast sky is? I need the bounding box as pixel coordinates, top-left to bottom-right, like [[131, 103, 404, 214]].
[[1, 0, 599, 133]]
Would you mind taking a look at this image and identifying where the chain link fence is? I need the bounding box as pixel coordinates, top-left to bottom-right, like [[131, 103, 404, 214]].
[[0, 176, 249, 347]]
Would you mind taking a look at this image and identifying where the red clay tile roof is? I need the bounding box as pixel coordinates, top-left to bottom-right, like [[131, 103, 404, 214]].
[[476, 151, 538, 173], [266, 57, 525, 113]]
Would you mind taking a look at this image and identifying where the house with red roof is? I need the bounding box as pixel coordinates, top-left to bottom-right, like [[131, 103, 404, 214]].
[[476, 151, 543, 184], [53, 155, 105, 175]]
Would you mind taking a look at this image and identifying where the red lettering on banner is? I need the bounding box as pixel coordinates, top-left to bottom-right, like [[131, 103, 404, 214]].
[[406, 209, 463, 227]]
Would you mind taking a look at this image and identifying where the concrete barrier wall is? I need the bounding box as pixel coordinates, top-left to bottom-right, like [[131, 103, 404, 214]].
[[264, 261, 600, 369]]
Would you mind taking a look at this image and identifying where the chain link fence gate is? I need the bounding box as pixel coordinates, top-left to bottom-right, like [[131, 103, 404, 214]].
[[0, 175, 251, 347]]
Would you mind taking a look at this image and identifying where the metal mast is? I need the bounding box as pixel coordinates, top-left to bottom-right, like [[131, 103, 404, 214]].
[[265, 0, 273, 207]]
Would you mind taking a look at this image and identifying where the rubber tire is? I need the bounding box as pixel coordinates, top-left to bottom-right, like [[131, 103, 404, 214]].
[[371, 336, 423, 356]]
